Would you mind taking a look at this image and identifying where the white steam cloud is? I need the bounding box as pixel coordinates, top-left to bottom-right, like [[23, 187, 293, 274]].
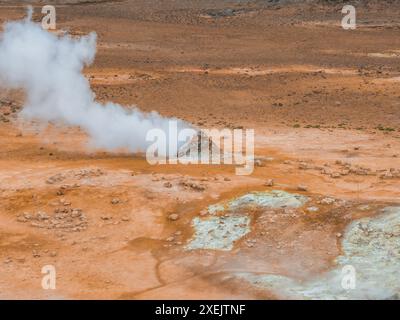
[[0, 10, 190, 153]]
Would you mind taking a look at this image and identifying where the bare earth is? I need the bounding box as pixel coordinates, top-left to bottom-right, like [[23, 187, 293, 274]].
[[0, 0, 399, 299]]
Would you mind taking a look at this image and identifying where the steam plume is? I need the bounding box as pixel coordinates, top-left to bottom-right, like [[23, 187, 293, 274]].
[[0, 10, 189, 153]]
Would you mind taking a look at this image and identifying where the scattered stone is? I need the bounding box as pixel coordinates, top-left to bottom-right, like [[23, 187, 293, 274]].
[[379, 169, 400, 179], [111, 198, 120, 205], [321, 168, 333, 175], [46, 173, 66, 184], [168, 213, 180, 221], [340, 169, 350, 176], [264, 179, 274, 187], [71, 209, 82, 217], [37, 212, 49, 220], [298, 162, 312, 170], [49, 251, 57, 257], [17, 216, 27, 223], [297, 185, 308, 192], [331, 172, 341, 179], [254, 159, 265, 167], [179, 180, 206, 192], [307, 206, 319, 213], [59, 198, 71, 206], [17, 208, 88, 232], [321, 197, 335, 205], [75, 168, 104, 179], [350, 166, 371, 176], [32, 250, 40, 258], [163, 182, 172, 188], [23, 212, 32, 219]]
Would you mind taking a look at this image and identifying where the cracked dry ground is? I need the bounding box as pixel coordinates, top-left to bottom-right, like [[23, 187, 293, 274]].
[[0, 1, 399, 299]]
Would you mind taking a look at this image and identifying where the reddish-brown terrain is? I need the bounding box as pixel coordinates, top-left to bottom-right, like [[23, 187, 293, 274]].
[[0, 0, 399, 299]]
